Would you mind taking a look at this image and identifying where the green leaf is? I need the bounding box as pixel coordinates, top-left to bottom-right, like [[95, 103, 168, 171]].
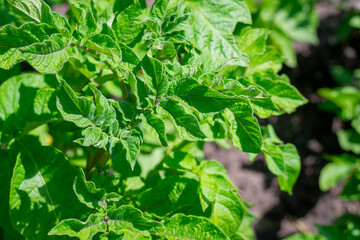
[[164, 151, 198, 171], [112, 1, 145, 45], [110, 130, 142, 169], [100, 229, 151, 240], [151, 40, 177, 60], [352, 117, 360, 135], [22, 34, 74, 74], [198, 160, 236, 210], [56, 77, 97, 128], [84, 34, 122, 62], [67, 0, 98, 37], [199, 161, 235, 188], [337, 129, 360, 155], [237, 27, 269, 56], [231, 211, 256, 240], [172, 78, 248, 113], [7, 0, 71, 37], [0, 0, 15, 27], [259, 0, 319, 44], [158, 99, 206, 141], [246, 73, 307, 114], [9, 136, 89, 240], [225, 83, 281, 118], [317, 214, 360, 240], [141, 54, 169, 98], [107, 205, 164, 233], [0, 150, 23, 239], [223, 101, 262, 153], [140, 110, 168, 146], [211, 189, 245, 237], [0, 23, 73, 73], [269, 30, 297, 68], [118, 42, 140, 66], [49, 213, 107, 240], [74, 169, 106, 209], [0, 73, 60, 144], [89, 84, 117, 128], [183, 0, 251, 62], [319, 158, 354, 192], [75, 126, 108, 148], [263, 143, 301, 194], [245, 47, 283, 75], [128, 72, 150, 109], [156, 214, 229, 240], [110, 99, 135, 124], [151, 0, 179, 22], [135, 176, 199, 218], [318, 86, 360, 121], [341, 175, 360, 201], [150, 0, 188, 36]]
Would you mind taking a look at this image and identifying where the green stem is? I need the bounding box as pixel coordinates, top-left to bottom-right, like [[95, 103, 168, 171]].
[[86, 148, 107, 180]]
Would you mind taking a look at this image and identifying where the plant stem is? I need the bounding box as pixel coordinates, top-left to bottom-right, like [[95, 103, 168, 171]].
[[86, 148, 108, 180]]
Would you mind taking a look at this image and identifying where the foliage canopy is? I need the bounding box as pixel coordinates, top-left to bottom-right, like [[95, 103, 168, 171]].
[[0, 0, 309, 239]]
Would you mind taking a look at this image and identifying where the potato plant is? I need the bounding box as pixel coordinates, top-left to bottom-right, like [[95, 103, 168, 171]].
[[0, 0, 307, 239]]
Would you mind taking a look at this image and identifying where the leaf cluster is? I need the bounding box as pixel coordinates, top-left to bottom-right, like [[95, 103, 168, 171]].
[[0, 0, 308, 239]]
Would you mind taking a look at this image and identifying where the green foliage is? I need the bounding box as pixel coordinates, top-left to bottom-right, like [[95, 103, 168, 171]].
[[285, 214, 360, 240], [0, 0, 308, 239], [318, 67, 360, 201], [249, 0, 319, 67]]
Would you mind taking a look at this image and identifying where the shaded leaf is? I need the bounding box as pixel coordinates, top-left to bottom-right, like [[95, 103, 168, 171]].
[[164, 151, 197, 171], [0, 150, 24, 239], [9, 136, 89, 240], [74, 169, 106, 209], [141, 54, 168, 98], [0, 73, 60, 144], [110, 130, 142, 170], [56, 77, 96, 128], [140, 110, 168, 146], [135, 176, 199, 218], [337, 129, 360, 155], [319, 157, 354, 192]]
